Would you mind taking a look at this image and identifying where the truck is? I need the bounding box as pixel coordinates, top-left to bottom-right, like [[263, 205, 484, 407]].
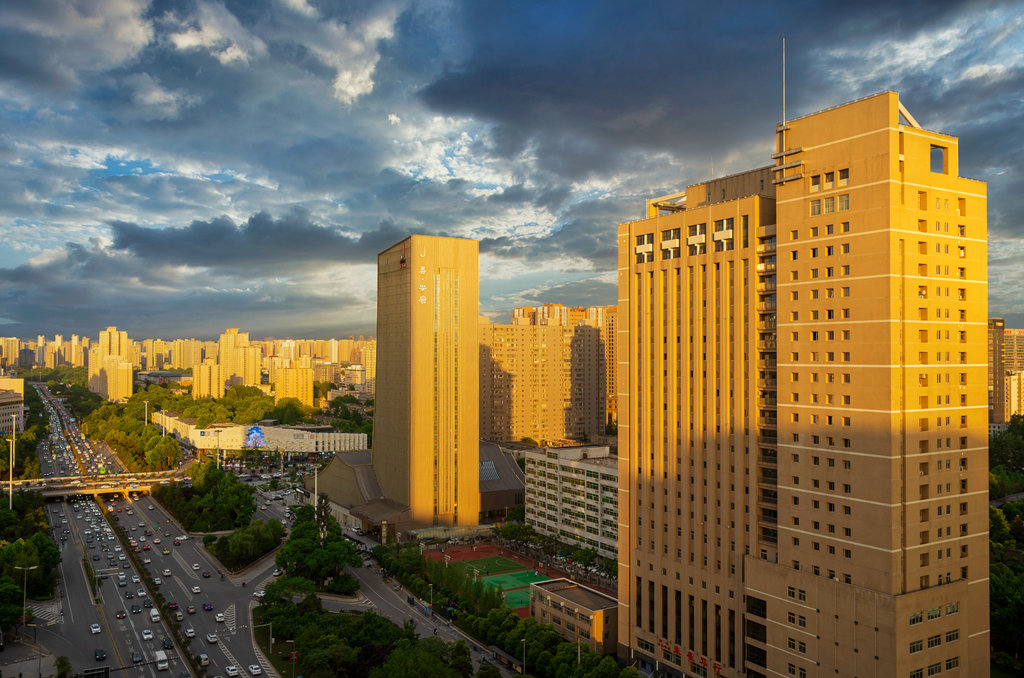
[[154, 650, 169, 671]]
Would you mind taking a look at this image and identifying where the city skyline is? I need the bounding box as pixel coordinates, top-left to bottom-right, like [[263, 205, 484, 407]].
[[1, 1, 1022, 339]]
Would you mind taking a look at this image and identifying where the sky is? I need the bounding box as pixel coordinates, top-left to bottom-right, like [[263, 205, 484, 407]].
[[1, 0, 1022, 340]]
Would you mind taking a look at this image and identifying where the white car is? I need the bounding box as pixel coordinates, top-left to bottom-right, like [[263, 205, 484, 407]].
[[248, 666, 262, 676], [162, 569, 172, 577], [90, 623, 101, 634], [192, 563, 200, 570], [253, 590, 265, 599], [185, 627, 195, 638], [225, 667, 239, 677], [142, 629, 153, 641], [215, 613, 225, 623], [206, 633, 218, 644], [191, 586, 201, 594], [153, 577, 162, 585]]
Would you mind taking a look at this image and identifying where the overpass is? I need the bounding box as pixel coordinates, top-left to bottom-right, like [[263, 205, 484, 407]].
[[8, 469, 186, 500]]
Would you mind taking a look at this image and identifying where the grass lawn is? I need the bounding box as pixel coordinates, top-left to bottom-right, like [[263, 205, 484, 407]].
[[447, 555, 524, 578]]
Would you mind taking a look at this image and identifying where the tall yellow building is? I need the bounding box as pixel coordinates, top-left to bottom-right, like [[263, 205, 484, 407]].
[[88, 326, 134, 401], [194, 358, 224, 399], [617, 92, 988, 677], [276, 366, 314, 408], [480, 320, 605, 443], [372, 235, 480, 527]]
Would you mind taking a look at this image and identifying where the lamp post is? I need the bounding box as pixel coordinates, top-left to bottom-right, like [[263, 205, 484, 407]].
[[14, 565, 37, 641], [429, 583, 433, 617], [9, 414, 16, 510], [575, 608, 580, 665], [253, 621, 273, 653]]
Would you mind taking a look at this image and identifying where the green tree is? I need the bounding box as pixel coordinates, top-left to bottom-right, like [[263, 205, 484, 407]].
[[55, 656, 72, 678]]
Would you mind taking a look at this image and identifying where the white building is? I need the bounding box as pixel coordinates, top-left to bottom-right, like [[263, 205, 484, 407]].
[[523, 445, 618, 559]]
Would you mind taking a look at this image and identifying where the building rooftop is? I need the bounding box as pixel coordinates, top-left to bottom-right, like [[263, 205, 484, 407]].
[[532, 579, 617, 611]]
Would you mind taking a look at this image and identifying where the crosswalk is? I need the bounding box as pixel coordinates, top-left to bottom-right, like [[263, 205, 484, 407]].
[[222, 602, 237, 630], [30, 601, 64, 625]]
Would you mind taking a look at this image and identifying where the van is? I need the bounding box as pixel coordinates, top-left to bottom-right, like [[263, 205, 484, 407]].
[[174, 610, 183, 621], [154, 650, 169, 671], [150, 609, 161, 623], [198, 654, 209, 667]]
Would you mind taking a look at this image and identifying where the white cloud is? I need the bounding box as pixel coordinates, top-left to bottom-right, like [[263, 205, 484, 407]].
[[169, 1, 267, 65], [0, 0, 153, 75], [123, 72, 199, 120]]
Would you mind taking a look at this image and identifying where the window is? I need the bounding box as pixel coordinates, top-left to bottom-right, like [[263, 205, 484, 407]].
[[824, 196, 835, 214], [945, 658, 959, 670], [945, 629, 959, 642], [927, 663, 941, 676], [810, 200, 821, 216], [927, 634, 941, 648], [927, 607, 941, 620], [910, 640, 923, 654], [945, 602, 959, 615], [810, 175, 821, 192], [838, 168, 849, 186], [838, 194, 849, 211]]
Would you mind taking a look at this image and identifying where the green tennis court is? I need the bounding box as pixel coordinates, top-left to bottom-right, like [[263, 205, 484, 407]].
[[479, 569, 551, 591], [448, 555, 524, 578], [501, 587, 533, 609]]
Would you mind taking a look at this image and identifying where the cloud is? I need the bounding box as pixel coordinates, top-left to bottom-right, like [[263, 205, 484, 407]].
[[168, 0, 267, 65]]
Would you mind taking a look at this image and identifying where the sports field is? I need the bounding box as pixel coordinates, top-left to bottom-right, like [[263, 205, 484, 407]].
[[448, 555, 524, 578], [445, 555, 549, 610]]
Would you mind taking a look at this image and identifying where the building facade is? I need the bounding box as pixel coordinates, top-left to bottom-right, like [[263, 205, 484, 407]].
[[372, 235, 480, 527], [523, 446, 618, 559], [480, 321, 605, 444], [87, 326, 134, 401], [276, 366, 314, 407], [989, 318, 1006, 423], [530, 579, 618, 656], [617, 92, 988, 677]]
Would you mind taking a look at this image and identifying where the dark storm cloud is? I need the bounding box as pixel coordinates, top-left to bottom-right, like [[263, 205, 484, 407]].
[[110, 211, 408, 270]]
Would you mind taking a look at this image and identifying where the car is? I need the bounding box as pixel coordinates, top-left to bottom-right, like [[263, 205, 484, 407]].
[[92, 554, 100, 561], [225, 667, 238, 677], [94, 649, 107, 661], [125, 591, 134, 599], [215, 613, 225, 623], [162, 548, 171, 555], [143, 599, 153, 608], [116, 609, 126, 619], [248, 666, 262, 676], [163, 637, 173, 650], [174, 539, 181, 545], [90, 623, 101, 634], [131, 575, 140, 583], [202, 603, 213, 611], [253, 590, 265, 599], [131, 652, 143, 664], [185, 627, 195, 638], [168, 602, 178, 610], [131, 605, 141, 614], [192, 563, 199, 570], [137, 589, 146, 597], [142, 544, 151, 551], [153, 577, 162, 585], [186, 605, 196, 614], [191, 586, 201, 594], [153, 538, 161, 544], [206, 633, 218, 644], [142, 629, 153, 641], [163, 569, 172, 576], [272, 568, 282, 576], [202, 571, 210, 578], [149, 505, 155, 511]]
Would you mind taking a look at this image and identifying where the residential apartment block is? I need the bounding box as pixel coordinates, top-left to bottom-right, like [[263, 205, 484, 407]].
[[617, 92, 988, 677], [480, 320, 605, 444], [523, 445, 618, 559]]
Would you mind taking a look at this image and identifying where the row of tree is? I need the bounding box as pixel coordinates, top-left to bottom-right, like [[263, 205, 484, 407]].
[[207, 518, 286, 570], [990, 414, 1024, 499], [493, 522, 616, 578], [990, 500, 1024, 669], [152, 463, 255, 532], [0, 492, 62, 632], [274, 501, 361, 593]]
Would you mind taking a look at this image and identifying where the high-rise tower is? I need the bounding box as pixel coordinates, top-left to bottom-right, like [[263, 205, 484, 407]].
[[617, 92, 988, 677], [372, 235, 480, 527]]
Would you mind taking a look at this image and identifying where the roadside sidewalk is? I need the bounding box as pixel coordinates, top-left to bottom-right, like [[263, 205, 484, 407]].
[[0, 638, 58, 678]]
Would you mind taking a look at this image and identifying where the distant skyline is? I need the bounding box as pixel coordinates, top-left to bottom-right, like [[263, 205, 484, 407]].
[[1, 0, 1022, 338]]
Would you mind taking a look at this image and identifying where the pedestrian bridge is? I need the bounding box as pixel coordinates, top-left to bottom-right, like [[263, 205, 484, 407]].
[[8, 470, 184, 500]]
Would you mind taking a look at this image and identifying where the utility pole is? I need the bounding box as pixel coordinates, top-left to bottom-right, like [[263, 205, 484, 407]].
[[9, 414, 16, 510], [14, 565, 38, 641]]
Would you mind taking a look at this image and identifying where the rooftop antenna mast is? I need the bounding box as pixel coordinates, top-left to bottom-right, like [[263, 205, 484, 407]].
[[782, 36, 787, 126]]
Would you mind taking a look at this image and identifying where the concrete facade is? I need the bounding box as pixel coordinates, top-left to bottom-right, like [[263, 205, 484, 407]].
[[523, 446, 618, 559], [530, 578, 618, 655], [617, 93, 988, 677], [373, 235, 480, 527]]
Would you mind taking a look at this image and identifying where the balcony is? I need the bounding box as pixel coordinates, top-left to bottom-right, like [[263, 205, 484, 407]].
[[758, 396, 777, 409], [757, 280, 777, 293], [758, 416, 778, 429], [756, 434, 778, 446], [757, 337, 777, 350], [755, 242, 776, 255], [756, 301, 777, 313], [756, 262, 777, 274], [759, 451, 778, 466], [757, 490, 778, 506], [757, 358, 777, 370]]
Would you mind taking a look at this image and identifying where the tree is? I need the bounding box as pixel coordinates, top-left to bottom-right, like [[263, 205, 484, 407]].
[[55, 656, 72, 678]]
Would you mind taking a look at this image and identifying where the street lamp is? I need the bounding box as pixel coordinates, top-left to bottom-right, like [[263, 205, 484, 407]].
[[14, 565, 37, 641], [429, 583, 433, 617], [8, 414, 15, 510], [521, 637, 526, 675]]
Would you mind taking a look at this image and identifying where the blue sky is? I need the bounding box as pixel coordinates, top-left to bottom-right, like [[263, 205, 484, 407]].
[[1, 0, 1022, 339]]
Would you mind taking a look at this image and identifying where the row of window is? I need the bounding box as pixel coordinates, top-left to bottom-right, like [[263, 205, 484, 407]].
[[908, 656, 959, 677], [809, 169, 849, 192], [809, 194, 851, 216], [909, 603, 959, 625]]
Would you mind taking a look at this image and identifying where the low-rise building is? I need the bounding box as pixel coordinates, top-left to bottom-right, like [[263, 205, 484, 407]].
[[153, 411, 366, 454], [530, 578, 617, 655], [523, 446, 618, 559]]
